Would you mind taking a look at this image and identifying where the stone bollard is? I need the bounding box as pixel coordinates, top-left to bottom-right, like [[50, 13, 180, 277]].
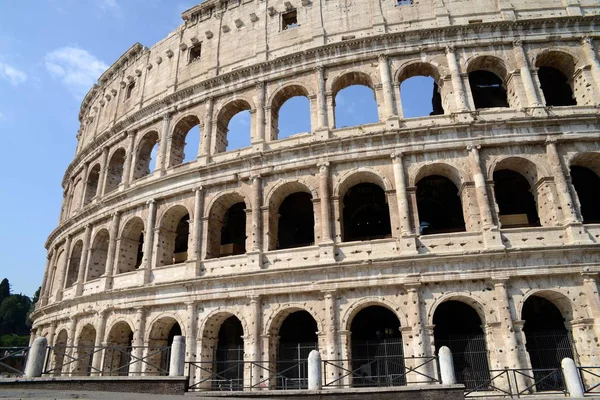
[[169, 336, 186, 377], [308, 350, 322, 390], [24, 337, 48, 378], [562, 357, 584, 398], [439, 346, 456, 385]]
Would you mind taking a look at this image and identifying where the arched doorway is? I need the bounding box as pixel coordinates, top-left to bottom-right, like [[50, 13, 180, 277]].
[[277, 192, 315, 249], [277, 311, 318, 389], [214, 316, 244, 390], [350, 306, 405, 387], [74, 325, 96, 376], [433, 301, 490, 389], [147, 317, 182, 375], [220, 203, 246, 257], [522, 295, 575, 391], [342, 183, 392, 242], [570, 166, 600, 224], [51, 329, 68, 376], [494, 169, 540, 228], [103, 322, 134, 376], [416, 176, 465, 234]]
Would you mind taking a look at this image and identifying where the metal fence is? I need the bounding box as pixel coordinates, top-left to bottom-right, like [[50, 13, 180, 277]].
[[0, 347, 29, 377], [578, 366, 600, 394], [464, 368, 567, 398], [435, 333, 491, 389]]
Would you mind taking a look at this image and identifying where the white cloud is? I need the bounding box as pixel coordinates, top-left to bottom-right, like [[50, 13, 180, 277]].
[[45, 47, 108, 99], [0, 62, 27, 86], [98, 0, 123, 17], [0, 111, 5, 121]]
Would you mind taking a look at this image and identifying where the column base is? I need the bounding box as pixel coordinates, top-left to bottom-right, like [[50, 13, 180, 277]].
[[482, 227, 505, 250], [398, 235, 419, 256], [100, 275, 113, 291], [565, 222, 593, 245], [451, 110, 475, 123], [385, 116, 401, 131], [54, 290, 63, 303], [525, 106, 548, 117], [251, 140, 266, 152], [74, 282, 84, 297], [247, 250, 263, 270], [318, 241, 336, 263], [197, 154, 210, 165], [315, 128, 331, 140]]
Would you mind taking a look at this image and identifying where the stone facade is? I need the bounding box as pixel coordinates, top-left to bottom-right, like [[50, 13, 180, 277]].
[[30, 0, 600, 391]]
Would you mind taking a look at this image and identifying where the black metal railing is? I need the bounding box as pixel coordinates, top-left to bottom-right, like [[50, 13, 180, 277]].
[[464, 368, 567, 398], [578, 366, 600, 394], [0, 347, 29, 376]]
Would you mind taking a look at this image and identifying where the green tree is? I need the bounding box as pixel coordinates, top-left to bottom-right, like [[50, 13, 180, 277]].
[[0, 278, 9, 304], [0, 295, 32, 335]]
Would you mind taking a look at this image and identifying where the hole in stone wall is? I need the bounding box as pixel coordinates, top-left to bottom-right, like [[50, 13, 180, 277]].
[[416, 175, 465, 235], [401, 76, 444, 118], [570, 166, 600, 223], [277, 192, 315, 250], [538, 66, 576, 107], [493, 169, 540, 228], [433, 301, 490, 389], [282, 10, 298, 30], [468, 70, 509, 109], [220, 202, 246, 257], [189, 43, 202, 64], [342, 183, 392, 242]]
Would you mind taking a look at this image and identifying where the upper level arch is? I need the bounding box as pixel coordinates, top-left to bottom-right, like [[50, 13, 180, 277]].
[[133, 130, 159, 181], [396, 61, 446, 117], [169, 114, 201, 167], [268, 83, 313, 141], [156, 204, 192, 266], [205, 190, 250, 259], [334, 169, 392, 198], [411, 162, 467, 189], [466, 54, 512, 109], [214, 97, 254, 153]]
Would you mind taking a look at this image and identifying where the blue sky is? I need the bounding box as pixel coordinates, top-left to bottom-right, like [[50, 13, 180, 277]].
[[0, 1, 433, 297]]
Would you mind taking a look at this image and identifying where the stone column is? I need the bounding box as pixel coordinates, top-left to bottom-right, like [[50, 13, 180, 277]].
[[55, 235, 72, 301], [130, 307, 146, 375], [186, 302, 197, 363], [75, 224, 93, 295], [39, 251, 53, 307], [200, 97, 214, 160], [512, 41, 542, 107], [98, 147, 110, 197], [378, 54, 396, 120], [123, 130, 137, 188], [318, 163, 333, 243], [582, 273, 600, 339], [582, 37, 600, 97], [323, 291, 339, 386], [467, 145, 495, 230], [143, 199, 157, 284], [157, 112, 172, 175], [545, 140, 578, 225], [193, 187, 204, 264], [391, 153, 412, 235], [251, 176, 262, 252], [316, 66, 329, 130], [91, 310, 108, 376], [254, 82, 266, 146], [407, 284, 434, 383], [65, 317, 78, 376], [445, 46, 469, 112], [249, 296, 262, 389], [79, 163, 90, 208]]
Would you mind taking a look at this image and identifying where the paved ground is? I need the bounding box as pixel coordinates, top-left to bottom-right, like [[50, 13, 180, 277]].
[[0, 389, 192, 400]]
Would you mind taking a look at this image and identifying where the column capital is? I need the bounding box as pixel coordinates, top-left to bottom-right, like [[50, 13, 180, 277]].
[[315, 65, 325, 73], [248, 295, 261, 303], [545, 136, 559, 146], [147, 198, 156, 205], [405, 282, 422, 292], [317, 161, 330, 172], [466, 144, 482, 152], [581, 36, 593, 46], [378, 53, 389, 62], [390, 152, 404, 161], [512, 39, 523, 48], [321, 290, 336, 298], [193, 186, 203, 193], [492, 277, 510, 286], [162, 111, 172, 122], [444, 45, 455, 54], [255, 80, 265, 90]]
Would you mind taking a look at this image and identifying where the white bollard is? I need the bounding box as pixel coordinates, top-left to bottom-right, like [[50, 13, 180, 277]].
[[308, 350, 322, 390], [169, 336, 186, 377], [439, 346, 456, 385], [562, 357, 584, 398], [24, 337, 48, 378]]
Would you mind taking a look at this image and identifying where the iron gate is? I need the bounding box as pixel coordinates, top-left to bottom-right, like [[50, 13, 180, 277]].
[[435, 333, 491, 389], [351, 338, 406, 387], [525, 329, 575, 391], [277, 342, 317, 389]]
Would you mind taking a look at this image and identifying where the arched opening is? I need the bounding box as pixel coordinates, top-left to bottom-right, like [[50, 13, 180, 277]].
[[69, 179, 84, 215], [49, 251, 64, 297], [333, 72, 379, 128], [271, 86, 311, 140], [522, 295, 575, 391], [433, 301, 490, 389], [104, 148, 126, 194], [401, 77, 444, 118], [468, 71, 508, 109], [156, 206, 190, 266], [342, 183, 392, 242], [350, 306, 405, 387], [147, 318, 182, 376], [277, 311, 318, 389], [170, 115, 201, 167], [117, 217, 144, 274], [216, 100, 252, 153], [51, 329, 68, 376], [494, 169, 540, 228], [535, 51, 578, 106], [220, 203, 246, 258], [103, 322, 134, 376], [416, 176, 465, 235], [84, 164, 101, 206], [277, 192, 314, 249], [538, 67, 576, 107], [87, 230, 109, 281], [65, 240, 84, 288], [214, 316, 244, 390], [570, 166, 600, 223], [74, 325, 96, 376], [133, 131, 159, 180]]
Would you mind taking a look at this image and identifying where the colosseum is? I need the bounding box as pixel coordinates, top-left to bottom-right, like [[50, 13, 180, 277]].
[[29, 0, 600, 394]]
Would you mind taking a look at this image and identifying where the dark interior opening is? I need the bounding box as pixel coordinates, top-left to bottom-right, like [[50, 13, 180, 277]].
[[174, 214, 190, 256], [159, 323, 182, 376], [135, 233, 144, 269], [277, 311, 318, 389], [220, 202, 246, 257], [468, 70, 509, 109], [493, 169, 539, 228], [433, 301, 490, 389], [570, 166, 600, 223], [538, 66, 576, 107], [431, 82, 444, 115], [522, 296, 574, 390], [416, 175, 465, 235], [350, 306, 405, 387], [214, 316, 244, 390], [277, 192, 315, 250], [282, 10, 298, 30], [189, 43, 202, 63], [343, 183, 392, 242]]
